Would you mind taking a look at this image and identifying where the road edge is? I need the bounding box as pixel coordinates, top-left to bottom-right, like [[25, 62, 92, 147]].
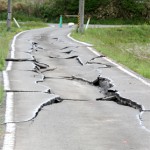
[[67, 33, 150, 88], [2, 30, 27, 150]]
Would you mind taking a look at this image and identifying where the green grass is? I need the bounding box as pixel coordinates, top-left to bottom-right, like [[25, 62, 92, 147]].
[[72, 25, 150, 78], [87, 18, 150, 25], [0, 21, 47, 103]]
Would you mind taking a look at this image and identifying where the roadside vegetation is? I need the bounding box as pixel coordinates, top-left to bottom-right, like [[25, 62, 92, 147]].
[[0, 21, 47, 102], [72, 25, 150, 79], [0, 0, 150, 24]]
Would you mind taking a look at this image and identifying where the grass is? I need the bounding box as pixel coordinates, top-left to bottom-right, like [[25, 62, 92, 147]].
[[0, 21, 47, 103], [72, 25, 150, 78]]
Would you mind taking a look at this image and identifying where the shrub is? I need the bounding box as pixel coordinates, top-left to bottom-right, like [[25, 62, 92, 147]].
[[0, 0, 7, 12]]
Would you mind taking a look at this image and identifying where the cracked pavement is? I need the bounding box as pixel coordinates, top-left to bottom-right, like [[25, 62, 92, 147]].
[[3, 25, 150, 150]]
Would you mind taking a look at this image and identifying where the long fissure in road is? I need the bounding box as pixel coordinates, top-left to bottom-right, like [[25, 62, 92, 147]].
[[3, 26, 150, 150]]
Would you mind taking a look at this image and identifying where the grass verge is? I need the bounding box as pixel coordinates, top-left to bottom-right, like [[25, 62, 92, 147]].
[[0, 21, 47, 103], [72, 25, 150, 79]]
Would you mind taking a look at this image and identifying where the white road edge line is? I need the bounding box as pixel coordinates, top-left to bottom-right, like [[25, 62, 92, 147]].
[[68, 33, 93, 47], [2, 31, 27, 150], [67, 33, 150, 87]]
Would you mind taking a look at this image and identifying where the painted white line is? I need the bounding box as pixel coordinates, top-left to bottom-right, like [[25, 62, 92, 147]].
[[6, 62, 12, 72], [5, 93, 14, 123], [68, 33, 93, 47], [2, 123, 16, 150], [68, 33, 150, 88], [3, 71, 10, 91], [11, 31, 26, 59], [2, 30, 27, 150]]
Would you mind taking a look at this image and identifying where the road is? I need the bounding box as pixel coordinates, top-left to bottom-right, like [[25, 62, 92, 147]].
[[2, 25, 150, 150]]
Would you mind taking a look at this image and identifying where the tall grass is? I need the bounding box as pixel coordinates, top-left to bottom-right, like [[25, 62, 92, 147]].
[[72, 25, 150, 78]]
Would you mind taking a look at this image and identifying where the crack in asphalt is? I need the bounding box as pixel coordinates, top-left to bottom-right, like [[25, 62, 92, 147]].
[[2, 96, 62, 125], [94, 75, 150, 132], [44, 75, 93, 85], [31, 42, 38, 50], [89, 56, 105, 61], [6, 90, 43, 93], [60, 45, 93, 50], [60, 46, 70, 50], [143, 110, 150, 112], [5, 89, 52, 94], [30, 96, 62, 121], [2, 96, 90, 125], [76, 57, 84, 66], [40, 68, 57, 73], [62, 50, 74, 54], [49, 55, 78, 59], [6, 58, 35, 62], [96, 95, 143, 112], [86, 61, 112, 68], [49, 55, 84, 66], [6, 36, 150, 136], [34, 61, 49, 69], [52, 37, 58, 40]]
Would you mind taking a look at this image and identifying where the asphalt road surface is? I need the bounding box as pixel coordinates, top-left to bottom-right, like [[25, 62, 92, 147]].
[[2, 25, 150, 150]]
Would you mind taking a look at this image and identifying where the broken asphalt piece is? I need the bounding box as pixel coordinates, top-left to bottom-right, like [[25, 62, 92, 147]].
[[45, 89, 53, 94], [2, 96, 91, 125], [3, 96, 63, 125], [93, 75, 150, 131], [65, 55, 78, 59], [49, 55, 79, 60], [62, 76, 92, 84], [37, 47, 43, 50], [32, 96, 63, 122], [93, 76, 113, 93], [34, 61, 49, 69], [41, 68, 57, 73], [86, 61, 112, 68], [31, 42, 38, 49], [93, 75, 143, 111], [96, 94, 143, 112], [60, 45, 93, 50], [44, 75, 93, 85]]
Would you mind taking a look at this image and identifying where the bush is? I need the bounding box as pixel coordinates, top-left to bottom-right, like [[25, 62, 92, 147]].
[[0, 0, 7, 12], [119, 0, 146, 18], [0, 0, 149, 22]]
